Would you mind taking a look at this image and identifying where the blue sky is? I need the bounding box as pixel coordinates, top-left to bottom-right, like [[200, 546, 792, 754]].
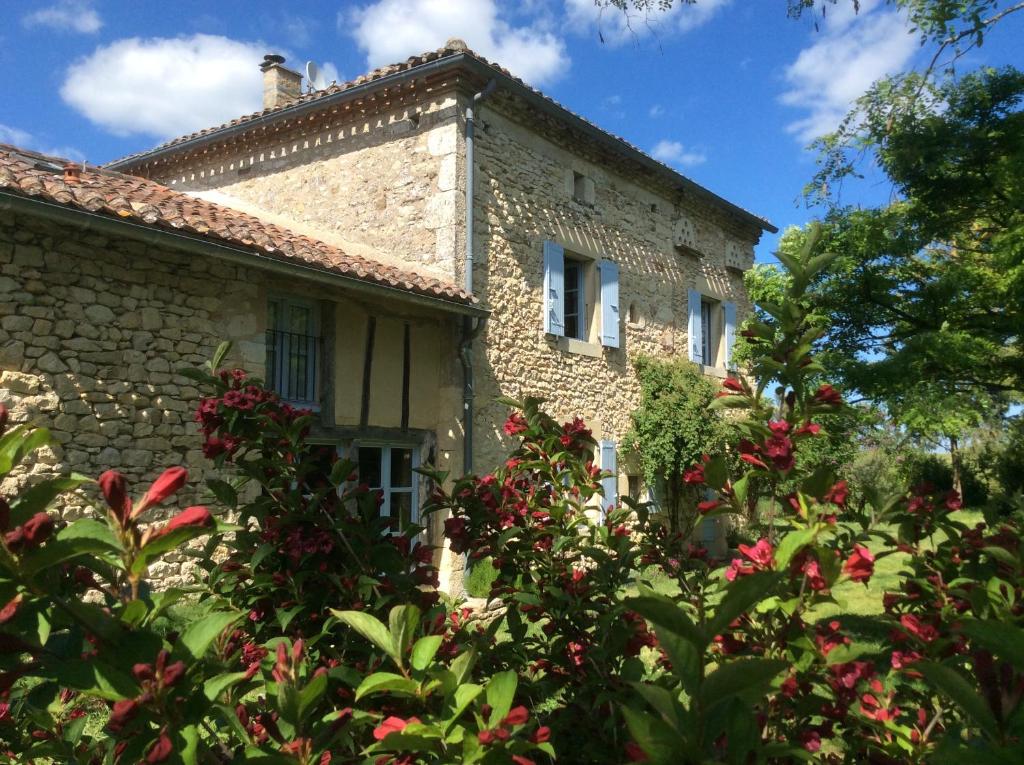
[[2, 0, 1022, 262]]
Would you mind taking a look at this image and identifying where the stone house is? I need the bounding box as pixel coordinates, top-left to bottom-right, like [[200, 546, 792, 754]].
[[0, 42, 774, 590]]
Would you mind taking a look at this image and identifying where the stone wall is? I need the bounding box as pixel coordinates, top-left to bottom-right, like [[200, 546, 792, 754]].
[[154, 97, 466, 288], [0, 210, 465, 585], [469, 105, 759, 482], [0, 211, 266, 584]]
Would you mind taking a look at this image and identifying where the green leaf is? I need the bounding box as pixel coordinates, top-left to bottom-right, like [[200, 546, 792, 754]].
[[485, 670, 517, 726], [917, 661, 1000, 740], [699, 658, 788, 711], [298, 672, 327, 719], [176, 611, 242, 661], [958, 620, 1024, 671], [20, 519, 122, 576], [444, 683, 483, 734], [331, 610, 398, 665], [620, 705, 686, 765], [206, 478, 238, 509], [389, 604, 421, 667], [655, 628, 700, 695], [703, 456, 729, 490], [10, 474, 92, 525], [630, 683, 689, 734], [46, 658, 138, 700], [180, 725, 199, 765], [119, 599, 148, 627], [211, 341, 232, 372], [706, 573, 782, 640], [983, 546, 1019, 568], [204, 671, 250, 701], [625, 595, 706, 648], [131, 522, 219, 576], [774, 528, 817, 570], [411, 635, 443, 672], [356, 672, 421, 700], [0, 426, 50, 474]]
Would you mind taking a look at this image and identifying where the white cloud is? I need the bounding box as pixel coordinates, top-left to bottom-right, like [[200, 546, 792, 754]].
[[649, 104, 664, 118], [565, 0, 731, 44], [61, 35, 269, 139], [0, 123, 84, 162], [23, 0, 102, 34], [346, 0, 570, 86], [650, 139, 706, 168], [0, 124, 33, 147], [780, 1, 918, 142]]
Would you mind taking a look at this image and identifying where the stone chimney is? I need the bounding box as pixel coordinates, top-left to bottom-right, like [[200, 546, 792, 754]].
[[260, 54, 302, 110]]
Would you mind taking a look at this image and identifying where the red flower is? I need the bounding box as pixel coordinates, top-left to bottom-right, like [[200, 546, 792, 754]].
[[824, 480, 848, 507], [697, 499, 721, 514], [763, 433, 795, 473], [373, 715, 420, 741], [147, 506, 213, 543], [944, 490, 963, 510], [98, 470, 131, 525], [4, 513, 54, 553], [682, 464, 705, 484], [800, 555, 828, 591], [530, 726, 551, 743], [0, 403, 7, 435], [899, 614, 939, 643], [502, 706, 529, 726], [843, 545, 875, 584], [107, 699, 140, 733], [134, 467, 188, 517], [739, 453, 769, 470], [0, 595, 21, 625], [726, 539, 773, 581], [722, 377, 745, 393], [795, 421, 821, 436], [624, 742, 649, 762], [503, 412, 528, 436], [145, 731, 174, 763], [812, 384, 843, 407]]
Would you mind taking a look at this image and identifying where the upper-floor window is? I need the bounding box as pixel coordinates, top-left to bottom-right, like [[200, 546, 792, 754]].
[[266, 296, 320, 406], [688, 289, 736, 370], [543, 240, 619, 348]]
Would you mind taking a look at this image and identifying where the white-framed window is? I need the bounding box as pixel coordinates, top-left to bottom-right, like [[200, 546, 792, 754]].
[[266, 296, 320, 405], [543, 241, 620, 348], [356, 444, 419, 533], [688, 289, 736, 369]]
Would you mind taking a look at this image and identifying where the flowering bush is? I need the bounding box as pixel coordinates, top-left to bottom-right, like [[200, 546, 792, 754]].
[[0, 231, 1021, 763]]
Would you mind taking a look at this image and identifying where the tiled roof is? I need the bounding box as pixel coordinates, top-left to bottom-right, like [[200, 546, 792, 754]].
[[0, 144, 476, 308], [105, 41, 774, 233]]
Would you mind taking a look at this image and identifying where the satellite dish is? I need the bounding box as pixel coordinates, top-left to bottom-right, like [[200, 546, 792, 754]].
[[305, 61, 325, 91]]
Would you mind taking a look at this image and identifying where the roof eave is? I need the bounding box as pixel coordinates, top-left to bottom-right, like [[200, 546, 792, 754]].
[[106, 51, 776, 235], [0, 190, 488, 318]]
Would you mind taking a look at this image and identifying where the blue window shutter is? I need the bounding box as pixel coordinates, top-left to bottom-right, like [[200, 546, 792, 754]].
[[723, 301, 737, 369], [599, 259, 620, 348], [600, 439, 617, 516], [543, 241, 565, 336], [687, 289, 704, 364]]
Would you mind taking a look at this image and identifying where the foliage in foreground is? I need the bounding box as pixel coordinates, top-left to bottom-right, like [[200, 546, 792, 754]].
[[0, 235, 1023, 763]]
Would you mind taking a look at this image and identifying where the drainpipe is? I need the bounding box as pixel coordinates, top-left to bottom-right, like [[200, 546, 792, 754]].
[[458, 79, 495, 595], [460, 78, 496, 476]]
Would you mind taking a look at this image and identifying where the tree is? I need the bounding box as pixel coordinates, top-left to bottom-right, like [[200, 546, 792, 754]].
[[624, 355, 730, 534]]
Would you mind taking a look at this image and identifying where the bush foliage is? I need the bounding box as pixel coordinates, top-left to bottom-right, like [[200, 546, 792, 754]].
[[1, 233, 1023, 763]]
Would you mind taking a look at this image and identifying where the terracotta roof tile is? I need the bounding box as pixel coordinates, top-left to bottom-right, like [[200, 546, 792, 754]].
[[0, 144, 475, 307], [106, 42, 773, 232]]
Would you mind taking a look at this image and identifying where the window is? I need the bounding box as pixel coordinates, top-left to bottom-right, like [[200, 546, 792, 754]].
[[701, 298, 716, 368], [357, 445, 419, 533], [563, 260, 585, 340], [688, 289, 737, 369], [266, 297, 320, 405], [543, 241, 620, 348], [573, 172, 595, 205]]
